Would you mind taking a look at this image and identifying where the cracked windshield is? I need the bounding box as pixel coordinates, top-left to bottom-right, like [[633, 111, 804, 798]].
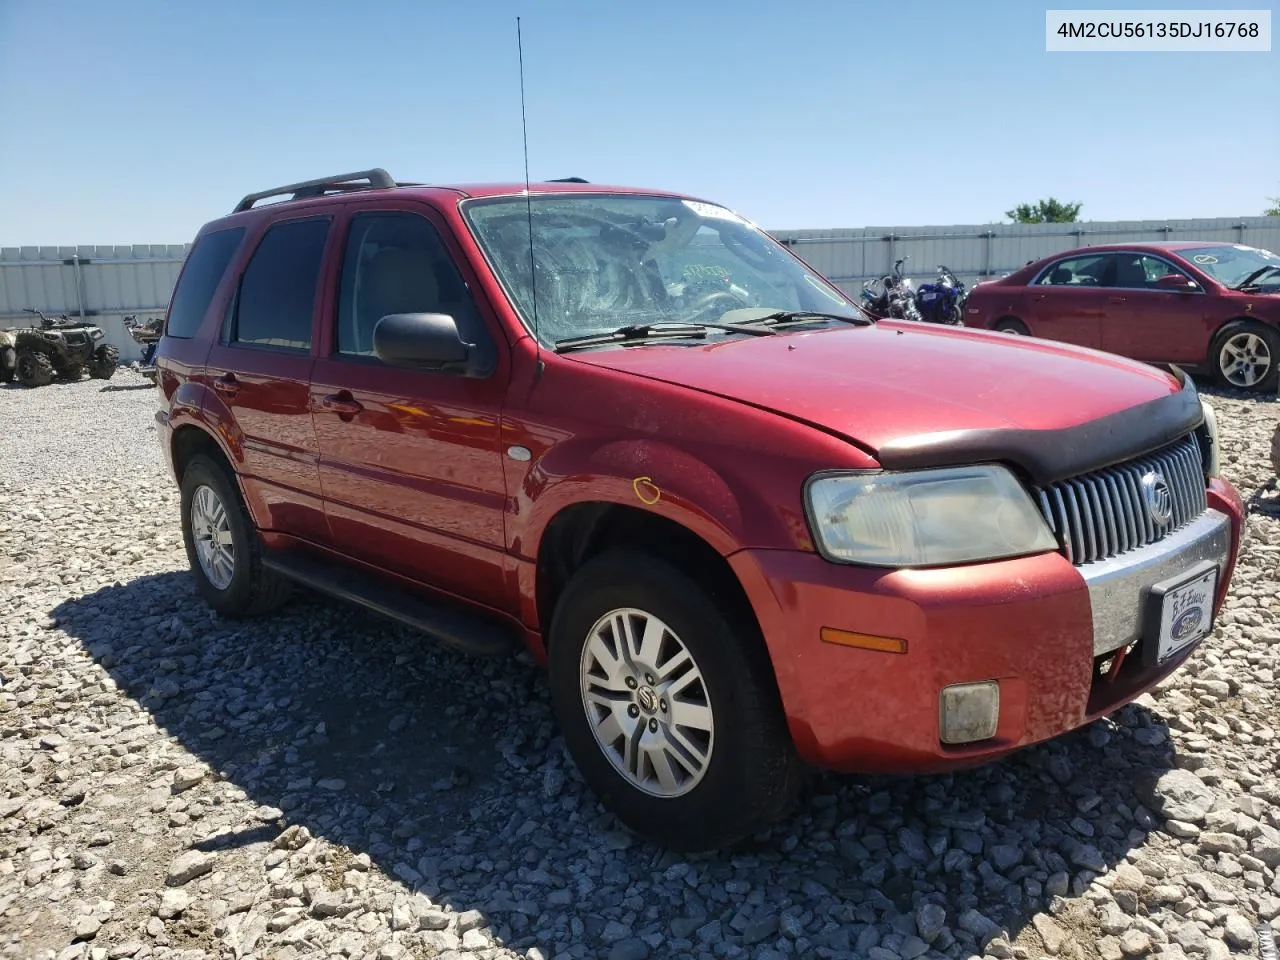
[[463, 194, 860, 345]]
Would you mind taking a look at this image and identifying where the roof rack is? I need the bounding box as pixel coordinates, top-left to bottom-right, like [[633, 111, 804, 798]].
[[233, 168, 398, 213], [547, 176, 588, 183]]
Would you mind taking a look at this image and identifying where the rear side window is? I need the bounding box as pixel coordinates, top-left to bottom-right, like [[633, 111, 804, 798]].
[[232, 217, 331, 350], [165, 227, 245, 338]]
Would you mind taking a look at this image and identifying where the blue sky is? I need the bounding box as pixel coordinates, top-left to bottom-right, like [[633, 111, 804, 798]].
[[0, 0, 1275, 244]]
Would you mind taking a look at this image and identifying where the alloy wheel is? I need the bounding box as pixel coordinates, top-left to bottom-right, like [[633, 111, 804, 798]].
[[1219, 332, 1272, 388], [578, 607, 715, 798], [190, 484, 235, 590]]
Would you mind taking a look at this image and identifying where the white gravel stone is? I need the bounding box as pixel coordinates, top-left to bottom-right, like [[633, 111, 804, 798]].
[[3, 374, 1280, 958]]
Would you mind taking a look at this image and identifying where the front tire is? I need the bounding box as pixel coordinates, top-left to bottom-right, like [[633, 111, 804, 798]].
[[90, 344, 119, 379], [547, 550, 801, 851], [1212, 321, 1277, 392], [179, 454, 292, 618]]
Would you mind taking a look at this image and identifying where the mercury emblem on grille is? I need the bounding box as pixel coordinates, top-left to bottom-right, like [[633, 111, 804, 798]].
[[1141, 470, 1173, 526]]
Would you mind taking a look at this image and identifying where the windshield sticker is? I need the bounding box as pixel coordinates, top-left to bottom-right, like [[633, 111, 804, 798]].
[[681, 200, 747, 224], [1192, 254, 1218, 264]]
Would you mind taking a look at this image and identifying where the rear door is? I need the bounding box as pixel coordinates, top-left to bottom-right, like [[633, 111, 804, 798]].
[[202, 213, 338, 544], [1100, 251, 1212, 363], [309, 204, 512, 611], [1023, 252, 1115, 349]]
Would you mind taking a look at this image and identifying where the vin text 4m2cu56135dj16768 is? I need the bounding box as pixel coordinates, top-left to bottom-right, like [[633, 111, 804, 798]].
[[150, 168, 1243, 851]]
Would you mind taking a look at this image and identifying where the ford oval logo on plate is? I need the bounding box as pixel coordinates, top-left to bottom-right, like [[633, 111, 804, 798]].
[[1171, 606, 1203, 643]]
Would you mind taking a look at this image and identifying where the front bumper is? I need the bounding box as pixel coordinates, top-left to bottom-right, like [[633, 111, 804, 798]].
[[730, 478, 1243, 773]]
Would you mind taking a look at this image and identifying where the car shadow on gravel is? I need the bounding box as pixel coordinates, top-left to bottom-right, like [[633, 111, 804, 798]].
[[53, 571, 1180, 957]]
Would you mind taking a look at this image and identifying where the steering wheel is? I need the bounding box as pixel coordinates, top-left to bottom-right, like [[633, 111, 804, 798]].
[[688, 289, 751, 321]]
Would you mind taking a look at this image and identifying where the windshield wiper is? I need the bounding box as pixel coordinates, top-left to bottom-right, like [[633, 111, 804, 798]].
[[730, 309, 876, 328], [1234, 264, 1280, 290], [553, 321, 776, 353]]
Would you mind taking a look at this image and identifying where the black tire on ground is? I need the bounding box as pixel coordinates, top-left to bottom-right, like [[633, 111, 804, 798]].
[[90, 343, 119, 380], [0, 349, 13, 383], [179, 453, 292, 619], [547, 549, 802, 851], [15, 350, 54, 388], [993, 317, 1029, 335], [1211, 320, 1278, 393]]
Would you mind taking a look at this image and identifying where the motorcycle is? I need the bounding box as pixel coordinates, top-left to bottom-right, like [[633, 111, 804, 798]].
[[860, 257, 922, 322], [914, 265, 968, 326]]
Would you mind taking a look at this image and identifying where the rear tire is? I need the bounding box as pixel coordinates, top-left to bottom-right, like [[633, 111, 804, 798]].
[[1212, 321, 1277, 392], [15, 350, 53, 388], [993, 317, 1029, 335], [179, 453, 292, 619], [547, 549, 801, 851], [90, 344, 119, 380]]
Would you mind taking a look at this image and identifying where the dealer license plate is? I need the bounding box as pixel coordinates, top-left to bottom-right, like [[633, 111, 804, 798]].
[[1155, 567, 1217, 663]]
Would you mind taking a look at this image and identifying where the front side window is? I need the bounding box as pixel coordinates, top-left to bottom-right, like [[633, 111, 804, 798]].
[[1034, 254, 1112, 287], [336, 211, 483, 357], [1106, 253, 1171, 288], [461, 194, 860, 346], [232, 217, 331, 350]]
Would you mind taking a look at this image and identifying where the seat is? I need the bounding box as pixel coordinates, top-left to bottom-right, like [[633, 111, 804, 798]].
[[355, 247, 441, 354], [1049, 266, 1072, 285], [1113, 257, 1148, 288]]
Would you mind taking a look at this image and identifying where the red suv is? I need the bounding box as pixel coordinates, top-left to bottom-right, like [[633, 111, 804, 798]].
[[154, 170, 1244, 850], [965, 241, 1280, 392]]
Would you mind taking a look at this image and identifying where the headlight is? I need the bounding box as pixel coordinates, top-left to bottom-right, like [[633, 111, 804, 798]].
[[91, 328, 103, 339], [806, 464, 1058, 567], [1200, 399, 1221, 478]]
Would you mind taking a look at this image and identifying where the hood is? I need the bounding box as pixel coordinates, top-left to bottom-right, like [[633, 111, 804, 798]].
[[568, 322, 1202, 485]]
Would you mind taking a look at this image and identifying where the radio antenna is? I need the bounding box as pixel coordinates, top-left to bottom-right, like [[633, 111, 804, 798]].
[[516, 16, 542, 371]]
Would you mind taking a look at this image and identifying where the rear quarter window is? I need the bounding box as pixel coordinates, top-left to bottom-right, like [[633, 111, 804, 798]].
[[165, 227, 246, 339]]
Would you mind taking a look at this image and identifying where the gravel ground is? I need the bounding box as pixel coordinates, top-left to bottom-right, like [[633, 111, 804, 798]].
[[2, 370, 1280, 960]]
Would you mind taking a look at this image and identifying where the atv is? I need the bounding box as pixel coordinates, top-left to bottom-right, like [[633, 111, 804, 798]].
[[123, 314, 163, 383], [2, 308, 119, 387]]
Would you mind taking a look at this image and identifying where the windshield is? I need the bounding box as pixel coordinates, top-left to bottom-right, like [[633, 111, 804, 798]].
[[1179, 244, 1280, 288], [460, 193, 861, 346]]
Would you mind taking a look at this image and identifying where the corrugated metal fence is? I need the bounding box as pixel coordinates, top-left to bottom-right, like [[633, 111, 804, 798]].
[[0, 244, 188, 362], [3, 215, 1278, 360], [771, 215, 1280, 298]]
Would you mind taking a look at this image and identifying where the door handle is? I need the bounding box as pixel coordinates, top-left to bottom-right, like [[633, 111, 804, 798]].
[[321, 393, 363, 416], [1108, 296, 1126, 304], [212, 374, 238, 396]]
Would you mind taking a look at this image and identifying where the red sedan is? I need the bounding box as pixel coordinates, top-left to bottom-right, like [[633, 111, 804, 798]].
[[965, 241, 1280, 391]]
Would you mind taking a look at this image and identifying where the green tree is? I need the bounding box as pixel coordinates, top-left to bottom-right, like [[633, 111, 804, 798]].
[[1004, 198, 1084, 223], [1265, 197, 1280, 216]]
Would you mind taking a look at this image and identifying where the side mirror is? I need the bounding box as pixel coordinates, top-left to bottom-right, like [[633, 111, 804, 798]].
[[373, 313, 488, 376], [1154, 273, 1198, 291]]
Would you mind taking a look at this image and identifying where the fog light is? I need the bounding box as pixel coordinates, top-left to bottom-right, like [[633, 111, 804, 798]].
[[939, 681, 1000, 745]]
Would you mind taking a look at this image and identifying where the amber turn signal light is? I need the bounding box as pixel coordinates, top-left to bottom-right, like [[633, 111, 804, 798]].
[[819, 627, 907, 654]]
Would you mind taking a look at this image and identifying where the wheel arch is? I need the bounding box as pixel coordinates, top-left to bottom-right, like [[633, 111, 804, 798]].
[[535, 501, 757, 643], [533, 499, 795, 749]]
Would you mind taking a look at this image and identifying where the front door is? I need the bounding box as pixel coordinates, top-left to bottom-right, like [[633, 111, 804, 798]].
[[1100, 251, 1211, 364], [202, 214, 336, 544], [1023, 252, 1115, 349], [309, 206, 512, 612]]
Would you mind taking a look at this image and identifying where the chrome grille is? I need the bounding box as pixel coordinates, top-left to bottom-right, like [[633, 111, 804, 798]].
[[1034, 435, 1207, 566]]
